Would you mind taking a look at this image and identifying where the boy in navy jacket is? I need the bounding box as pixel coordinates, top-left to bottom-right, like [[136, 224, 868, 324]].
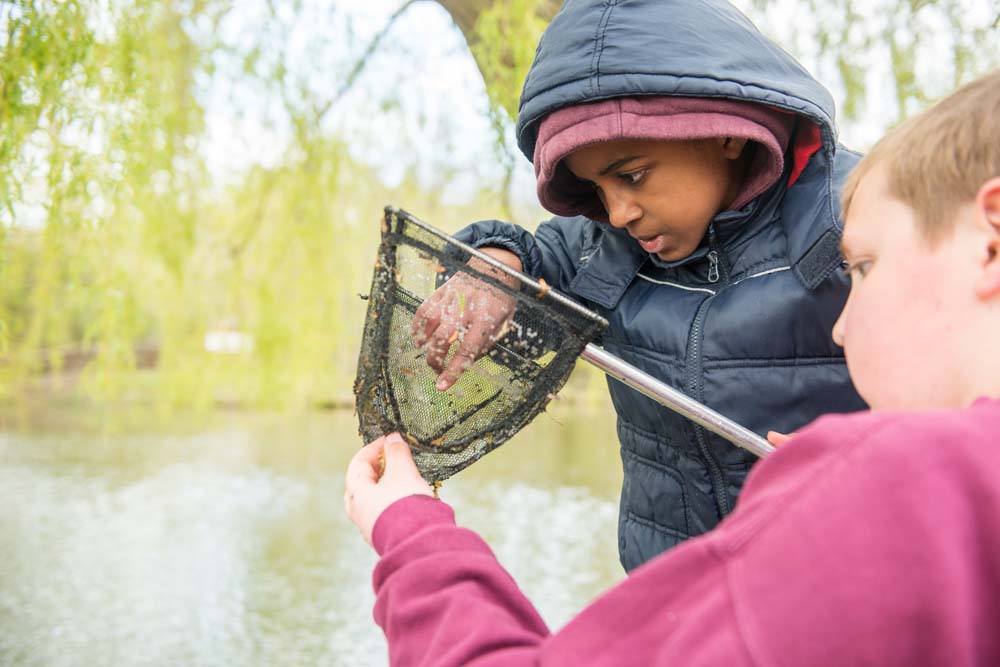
[[413, 0, 866, 569]]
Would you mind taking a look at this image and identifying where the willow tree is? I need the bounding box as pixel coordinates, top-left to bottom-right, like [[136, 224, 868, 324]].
[[745, 0, 999, 129], [0, 0, 229, 399], [0, 0, 515, 409], [1, 0, 994, 409]]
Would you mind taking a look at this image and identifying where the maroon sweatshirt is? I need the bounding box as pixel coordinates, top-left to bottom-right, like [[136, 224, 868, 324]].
[[370, 399, 1000, 666]]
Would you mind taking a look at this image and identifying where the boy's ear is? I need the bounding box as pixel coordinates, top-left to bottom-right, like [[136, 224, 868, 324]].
[[974, 177, 1000, 301], [719, 136, 748, 160]]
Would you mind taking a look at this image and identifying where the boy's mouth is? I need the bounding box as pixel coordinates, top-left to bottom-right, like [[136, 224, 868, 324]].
[[636, 234, 667, 254]]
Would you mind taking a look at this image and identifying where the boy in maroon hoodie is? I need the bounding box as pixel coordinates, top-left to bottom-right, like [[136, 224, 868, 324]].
[[345, 69, 1000, 666]]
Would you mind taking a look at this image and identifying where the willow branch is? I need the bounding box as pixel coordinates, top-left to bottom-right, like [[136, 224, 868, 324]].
[[316, 0, 419, 121]]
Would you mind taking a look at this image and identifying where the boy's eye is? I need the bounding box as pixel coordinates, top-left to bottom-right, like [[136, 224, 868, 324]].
[[617, 169, 647, 186], [840, 259, 872, 282]]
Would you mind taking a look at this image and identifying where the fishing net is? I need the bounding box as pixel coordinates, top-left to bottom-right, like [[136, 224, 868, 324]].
[[354, 206, 608, 483]]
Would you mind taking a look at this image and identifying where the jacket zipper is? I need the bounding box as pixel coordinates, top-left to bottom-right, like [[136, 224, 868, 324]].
[[686, 226, 731, 518], [707, 225, 730, 284], [707, 251, 720, 283]]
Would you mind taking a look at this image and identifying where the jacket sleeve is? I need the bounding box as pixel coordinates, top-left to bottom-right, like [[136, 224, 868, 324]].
[[453, 216, 597, 294]]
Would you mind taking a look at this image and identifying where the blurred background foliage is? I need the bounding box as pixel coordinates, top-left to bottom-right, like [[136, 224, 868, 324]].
[[0, 0, 996, 412]]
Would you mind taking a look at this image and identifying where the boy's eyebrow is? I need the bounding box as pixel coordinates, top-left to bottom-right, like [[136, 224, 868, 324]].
[[599, 155, 642, 176], [839, 234, 854, 259]]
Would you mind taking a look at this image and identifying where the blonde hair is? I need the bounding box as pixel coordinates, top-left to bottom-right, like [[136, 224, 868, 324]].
[[841, 69, 1000, 244]]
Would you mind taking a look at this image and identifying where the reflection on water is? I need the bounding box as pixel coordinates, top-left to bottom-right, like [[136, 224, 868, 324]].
[[0, 405, 623, 666]]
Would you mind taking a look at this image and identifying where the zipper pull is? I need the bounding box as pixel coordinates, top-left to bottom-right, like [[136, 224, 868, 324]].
[[707, 250, 720, 283]]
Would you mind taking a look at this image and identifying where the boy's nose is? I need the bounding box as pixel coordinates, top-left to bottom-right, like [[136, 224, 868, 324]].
[[603, 190, 642, 229], [831, 305, 847, 347]]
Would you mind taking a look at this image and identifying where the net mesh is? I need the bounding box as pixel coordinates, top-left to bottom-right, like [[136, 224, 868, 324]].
[[354, 207, 608, 482]]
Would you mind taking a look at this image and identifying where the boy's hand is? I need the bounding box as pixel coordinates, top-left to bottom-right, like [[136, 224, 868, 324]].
[[344, 433, 434, 546], [412, 248, 521, 390], [767, 431, 795, 447]]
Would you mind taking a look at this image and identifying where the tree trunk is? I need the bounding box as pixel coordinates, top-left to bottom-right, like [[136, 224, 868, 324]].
[[433, 0, 559, 36], [432, 0, 559, 73], [431, 0, 487, 36]]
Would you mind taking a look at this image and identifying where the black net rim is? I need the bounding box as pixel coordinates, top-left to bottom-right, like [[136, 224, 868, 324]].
[[353, 206, 609, 481]]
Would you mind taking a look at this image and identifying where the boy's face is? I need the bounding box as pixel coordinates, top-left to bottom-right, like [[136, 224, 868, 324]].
[[834, 166, 983, 410], [564, 138, 744, 261]]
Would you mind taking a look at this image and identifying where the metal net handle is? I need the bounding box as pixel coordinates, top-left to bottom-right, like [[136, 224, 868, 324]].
[[387, 206, 774, 459], [580, 346, 774, 457]]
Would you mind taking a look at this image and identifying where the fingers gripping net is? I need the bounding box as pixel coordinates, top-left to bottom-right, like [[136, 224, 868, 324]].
[[354, 207, 608, 483]]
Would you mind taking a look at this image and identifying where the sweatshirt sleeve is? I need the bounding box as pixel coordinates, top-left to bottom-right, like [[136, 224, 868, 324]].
[[371, 495, 552, 667], [370, 494, 755, 666], [453, 216, 596, 294]]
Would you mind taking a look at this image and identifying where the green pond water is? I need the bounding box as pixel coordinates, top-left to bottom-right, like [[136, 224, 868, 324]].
[[0, 403, 624, 666]]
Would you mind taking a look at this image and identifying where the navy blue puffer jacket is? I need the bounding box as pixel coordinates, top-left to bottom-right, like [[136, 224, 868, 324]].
[[457, 0, 867, 571]]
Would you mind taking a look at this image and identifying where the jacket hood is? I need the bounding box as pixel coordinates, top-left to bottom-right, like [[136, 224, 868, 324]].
[[516, 0, 838, 162]]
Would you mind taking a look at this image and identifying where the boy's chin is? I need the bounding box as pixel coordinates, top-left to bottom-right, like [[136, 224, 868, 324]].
[[655, 245, 696, 262]]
